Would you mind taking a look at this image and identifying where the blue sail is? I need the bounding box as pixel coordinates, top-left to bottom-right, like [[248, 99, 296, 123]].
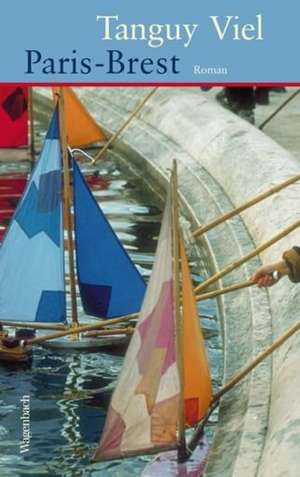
[[73, 159, 146, 318], [0, 108, 66, 323]]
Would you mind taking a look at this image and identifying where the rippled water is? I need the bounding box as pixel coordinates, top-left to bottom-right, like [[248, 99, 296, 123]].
[[0, 110, 222, 477]]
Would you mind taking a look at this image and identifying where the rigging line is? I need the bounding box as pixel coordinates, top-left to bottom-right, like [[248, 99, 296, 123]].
[[70, 148, 94, 163]]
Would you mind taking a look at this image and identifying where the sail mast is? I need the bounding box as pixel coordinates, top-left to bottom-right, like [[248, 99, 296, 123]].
[[28, 87, 35, 167], [171, 159, 187, 461], [58, 87, 78, 327]]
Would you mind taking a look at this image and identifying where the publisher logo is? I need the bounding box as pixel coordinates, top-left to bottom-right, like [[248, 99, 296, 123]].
[[20, 395, 31, 454]]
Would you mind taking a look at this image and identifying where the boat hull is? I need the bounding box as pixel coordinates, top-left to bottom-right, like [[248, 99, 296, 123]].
[[141, 439, 209, 477], [39, 332, 130, 351], [0, 343, 32, 363]]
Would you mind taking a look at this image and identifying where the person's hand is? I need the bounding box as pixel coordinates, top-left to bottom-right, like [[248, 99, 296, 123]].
[[252, 267, 276, 288], [252, 260, 288, 288], [251, 265, 276, 288]]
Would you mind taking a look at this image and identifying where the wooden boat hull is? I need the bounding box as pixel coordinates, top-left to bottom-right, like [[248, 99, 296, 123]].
[[142, 439, 209, 477], [0, 342, 32, 363]]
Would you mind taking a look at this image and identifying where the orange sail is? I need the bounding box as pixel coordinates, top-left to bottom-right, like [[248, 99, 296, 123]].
[[180, 238, 212, 426], [52, 87, 106, 147]]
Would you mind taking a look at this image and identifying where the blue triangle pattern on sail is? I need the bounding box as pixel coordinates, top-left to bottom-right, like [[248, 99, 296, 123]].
[[0, 108, 66, 323], [73, 159, 146, 318]]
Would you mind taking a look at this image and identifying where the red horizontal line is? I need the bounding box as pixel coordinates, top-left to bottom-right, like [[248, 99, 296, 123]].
[[0, 193, 21, 198], [0, 82, 300, 87]]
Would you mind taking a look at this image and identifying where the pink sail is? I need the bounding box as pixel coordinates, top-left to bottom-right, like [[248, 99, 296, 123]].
[[94, 190, 180, 460]]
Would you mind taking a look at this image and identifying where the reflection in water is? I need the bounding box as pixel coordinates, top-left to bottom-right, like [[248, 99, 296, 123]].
[[0, 152, 221, 475]]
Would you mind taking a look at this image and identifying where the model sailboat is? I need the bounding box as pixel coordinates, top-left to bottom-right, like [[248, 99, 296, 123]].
[[0, 93, 145, 346], [94, 162, 212, 474]]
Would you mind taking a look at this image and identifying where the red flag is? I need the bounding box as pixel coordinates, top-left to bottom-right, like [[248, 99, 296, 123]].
[[0, 86, 28, 148]]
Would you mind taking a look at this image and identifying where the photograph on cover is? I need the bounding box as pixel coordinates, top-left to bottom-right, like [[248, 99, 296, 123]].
[[0, 85, 300, 477]]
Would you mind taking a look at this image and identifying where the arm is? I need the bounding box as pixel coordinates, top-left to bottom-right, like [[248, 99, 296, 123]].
[[252, 260, 289, 288], [252, 246, 300, 288]]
